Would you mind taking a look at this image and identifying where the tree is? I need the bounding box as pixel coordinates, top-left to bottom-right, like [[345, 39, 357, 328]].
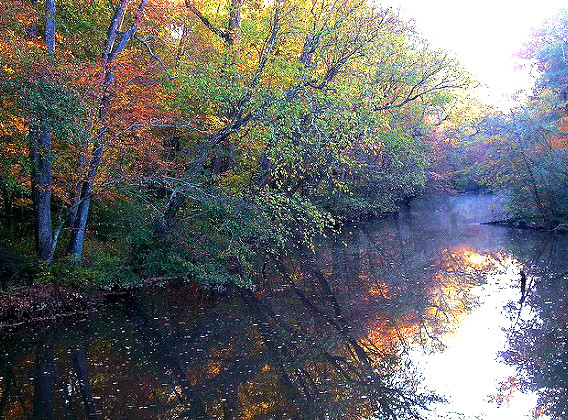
[[0, 0, 472, 287], [66, 0, 150, 261], [27, 0, 56, 263]]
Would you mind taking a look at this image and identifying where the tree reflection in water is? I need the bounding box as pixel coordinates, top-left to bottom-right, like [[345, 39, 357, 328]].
[[0, 245, 486, 419], [498, 235, 568, 420], [0, 194, 532, 420]]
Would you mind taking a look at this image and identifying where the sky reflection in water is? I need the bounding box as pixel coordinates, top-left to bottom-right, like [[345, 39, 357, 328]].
[[410, 259, 544, 419]]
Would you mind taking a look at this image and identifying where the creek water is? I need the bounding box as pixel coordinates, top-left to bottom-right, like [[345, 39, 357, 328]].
[[1, 193, 567, 420]]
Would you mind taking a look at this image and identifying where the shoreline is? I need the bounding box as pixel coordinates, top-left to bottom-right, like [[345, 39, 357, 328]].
[[0, 283, 99, 329], [3, 192, 565, 330], [0, 277, 216, 330], [482, 218, 568, 233]]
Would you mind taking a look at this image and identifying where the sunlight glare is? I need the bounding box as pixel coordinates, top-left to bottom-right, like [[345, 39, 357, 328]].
[[378, 0, 567, 108]]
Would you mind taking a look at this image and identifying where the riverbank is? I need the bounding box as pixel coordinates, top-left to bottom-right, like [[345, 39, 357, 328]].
[[483, 218, 568, 233], [0, 283, 97, 329], [0, 192, 483, 328], [0, 276, 219, 329], [2, 192, 561, 329]]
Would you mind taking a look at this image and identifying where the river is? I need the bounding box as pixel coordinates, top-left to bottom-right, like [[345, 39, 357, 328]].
[[1, 193, 567, 420]]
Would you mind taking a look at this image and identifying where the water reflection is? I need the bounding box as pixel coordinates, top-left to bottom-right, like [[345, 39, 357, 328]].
[[0, 194, 566, 419], [498, 235, 568, 420]]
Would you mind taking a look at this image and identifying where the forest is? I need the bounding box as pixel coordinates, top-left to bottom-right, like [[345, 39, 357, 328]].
[[0, 1, 567, 299], [3, 2, 568, 420]]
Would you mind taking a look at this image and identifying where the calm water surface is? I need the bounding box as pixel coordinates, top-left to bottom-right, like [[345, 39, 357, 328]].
[[1, 194, 568, 420]]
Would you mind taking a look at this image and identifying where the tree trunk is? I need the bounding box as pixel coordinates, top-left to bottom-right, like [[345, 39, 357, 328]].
[[45, 0, 55, 55], [30, 119, 53, 261], [515, 131, 550, 225], [67, 0, 148, 262], [29, 0, 56, 263], [153, 189, 185, 240], [227, 0, 243, 45], [0, 176, 14, 231]]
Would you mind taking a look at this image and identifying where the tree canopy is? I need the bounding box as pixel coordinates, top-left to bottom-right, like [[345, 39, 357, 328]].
[[0, 0, 473, 288]]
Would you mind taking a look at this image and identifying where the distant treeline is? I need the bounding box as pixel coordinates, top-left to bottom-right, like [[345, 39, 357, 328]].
[[431, 10, 568, 230]]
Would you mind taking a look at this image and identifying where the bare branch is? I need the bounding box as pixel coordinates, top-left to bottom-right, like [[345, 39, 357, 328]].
[[135, 34, 175, 80], [184, 0, 231, 44]]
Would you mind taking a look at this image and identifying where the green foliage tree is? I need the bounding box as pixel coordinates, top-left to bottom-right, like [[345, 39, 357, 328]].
[[467, 9, 568, 229], [0, 0, 472, 289]]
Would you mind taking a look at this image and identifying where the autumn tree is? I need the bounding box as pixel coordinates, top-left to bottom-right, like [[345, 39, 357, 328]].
[[476, 9, 568, 229], [0, 0, 473, 287]]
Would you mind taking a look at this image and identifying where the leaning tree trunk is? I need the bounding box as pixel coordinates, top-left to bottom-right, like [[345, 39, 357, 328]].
[[67, 144, 103, 261]]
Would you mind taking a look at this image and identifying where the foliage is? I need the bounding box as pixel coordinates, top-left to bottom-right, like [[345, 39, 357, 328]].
[[424, 9, 568, 229], [458, 10, 568, 228], [0, 0, 471, 289]]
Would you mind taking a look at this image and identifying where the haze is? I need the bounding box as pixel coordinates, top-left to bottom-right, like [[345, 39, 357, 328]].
[[380, 0, 566, 107]]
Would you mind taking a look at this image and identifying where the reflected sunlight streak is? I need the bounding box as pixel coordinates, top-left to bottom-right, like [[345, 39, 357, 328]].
[[407, 257, 550, 420]]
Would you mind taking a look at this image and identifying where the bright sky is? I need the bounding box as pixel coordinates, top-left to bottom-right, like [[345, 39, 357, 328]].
[[378, 0, 566, 108]]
